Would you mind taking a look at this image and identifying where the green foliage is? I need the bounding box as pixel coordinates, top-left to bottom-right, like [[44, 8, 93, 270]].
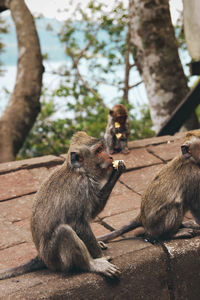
[[129, 106, 155, 140]]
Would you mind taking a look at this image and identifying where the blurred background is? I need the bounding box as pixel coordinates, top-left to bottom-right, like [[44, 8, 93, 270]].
[[0, 0, 199, 162]]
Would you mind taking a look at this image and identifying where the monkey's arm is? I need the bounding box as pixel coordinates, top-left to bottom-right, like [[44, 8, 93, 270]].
[[98, 161, 126, 203]]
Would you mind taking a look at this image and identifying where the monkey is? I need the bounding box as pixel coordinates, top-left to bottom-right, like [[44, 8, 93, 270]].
[[104, 104, 130, 155], [0, 131, 126, 280], [98, 130, 200, 243]]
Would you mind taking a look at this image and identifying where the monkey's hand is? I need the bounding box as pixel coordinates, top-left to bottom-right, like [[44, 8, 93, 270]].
[[112, 160, 126, 172]]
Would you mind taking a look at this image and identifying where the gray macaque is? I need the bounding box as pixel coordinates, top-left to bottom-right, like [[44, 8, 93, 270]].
[[0, 131, 126, 280], [104, 104, 130, 155], [98, 130, 200, 242]]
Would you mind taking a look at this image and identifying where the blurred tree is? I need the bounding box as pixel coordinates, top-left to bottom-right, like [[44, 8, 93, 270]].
[[0, 14, 8, 75], [0, 0, 43, 162], [129, 0, 199, 134]]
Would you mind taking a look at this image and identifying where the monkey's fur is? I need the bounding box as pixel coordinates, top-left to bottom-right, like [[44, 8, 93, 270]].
[[104, 104, 129, 154], [98, 130, 200, 242], [0, 132, 126, 280]]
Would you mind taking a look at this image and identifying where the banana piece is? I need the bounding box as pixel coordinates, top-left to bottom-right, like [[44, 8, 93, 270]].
[[112, 160, 125, 170], [114, 122, 120, 128], [116, 133, 122, 139]]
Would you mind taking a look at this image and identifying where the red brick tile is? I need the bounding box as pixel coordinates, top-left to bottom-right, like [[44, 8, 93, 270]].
[[102, 209, 140, 230], [0, 222, 31, 250], [99, 191, 141, 219], [112, 147, 162, 170], [0, 170, 38, 201], [29, 166, 61, 185], [110, 181, 131, 197], [14, 218, 32, 233], [128, 135, 173, 149], [128, 132, 185, 149], [0, 194, 34, 223], [0, 242, 36, 269], [91, 222, 110, 236], [29, 167, 49, 184], [0, 155, 63, 175], [147, 139, 181, 162], [120, 164, 163, 194]]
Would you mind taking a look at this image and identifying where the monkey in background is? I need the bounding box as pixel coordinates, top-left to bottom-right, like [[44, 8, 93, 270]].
[[104, 104, 130, 155], [98, 130, 200, 242], [0, 131, 126, 280]]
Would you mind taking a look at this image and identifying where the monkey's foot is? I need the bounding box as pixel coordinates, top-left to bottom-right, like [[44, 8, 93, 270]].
[[98, 241, 108, 250], [173, 227, 200, 239], [122, 147, 129, 154], [90, 257, 120, 278], [182, 220, 200, 230]]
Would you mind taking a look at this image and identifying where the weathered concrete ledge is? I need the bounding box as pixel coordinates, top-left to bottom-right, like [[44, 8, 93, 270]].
[[0, 132, 200, 299]]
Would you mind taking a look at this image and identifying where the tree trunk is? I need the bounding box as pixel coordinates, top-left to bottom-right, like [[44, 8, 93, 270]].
[[129, 0, 199, 134], [0, 0, 43, 162]]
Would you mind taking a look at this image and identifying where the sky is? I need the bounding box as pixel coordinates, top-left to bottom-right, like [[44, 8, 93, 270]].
[[23, 0, 183, 24]]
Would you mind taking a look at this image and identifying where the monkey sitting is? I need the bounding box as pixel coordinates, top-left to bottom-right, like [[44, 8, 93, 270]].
[[0, 132, 126, 280], [104, 104, 130, 155], [98, 130, 200, 242]]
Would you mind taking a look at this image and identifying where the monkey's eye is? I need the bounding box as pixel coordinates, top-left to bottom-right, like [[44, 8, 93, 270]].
[[95, 146, 103, 154], [181, 144, 190, 155]]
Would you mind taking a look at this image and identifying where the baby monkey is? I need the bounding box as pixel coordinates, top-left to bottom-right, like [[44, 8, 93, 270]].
[[0, 132, 126, 280], [98, 130, 200, 242], [104, 104, 130, 155]]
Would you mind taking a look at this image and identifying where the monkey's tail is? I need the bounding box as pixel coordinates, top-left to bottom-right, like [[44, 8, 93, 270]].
[[97, 215, 142, 242], [0, 256, 46, 280]]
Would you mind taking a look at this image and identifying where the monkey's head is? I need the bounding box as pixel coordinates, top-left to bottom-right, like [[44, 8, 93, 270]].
[[109, 104, 128, 125], [181, 130, 200, 163], [68, 132, 113, 179]]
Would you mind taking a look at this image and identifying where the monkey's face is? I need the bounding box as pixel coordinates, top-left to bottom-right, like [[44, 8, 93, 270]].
[[181, 136, 200, 163], [69, 142, 113, 179], [91, 142, 113, 172], [115, 115, 127, 125]]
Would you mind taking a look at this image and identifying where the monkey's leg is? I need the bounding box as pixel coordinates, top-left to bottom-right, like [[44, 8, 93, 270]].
[[146, 206, 184, 239], [181, 219, 200, 229], [76, 222, 103, 258], [173, 227, 200, 239], [148, 206, 200, 240], [120, 139, 129, 154], [43, 224, 120, 278]]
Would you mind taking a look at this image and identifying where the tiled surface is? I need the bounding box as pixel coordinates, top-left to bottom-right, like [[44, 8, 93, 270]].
[[1, 132, 199, 300], [0, 133, 189, 271]]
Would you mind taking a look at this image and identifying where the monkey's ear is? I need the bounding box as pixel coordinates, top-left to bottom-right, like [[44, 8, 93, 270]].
[[109, 110, 113, 116], [70, 152, 84, 168]]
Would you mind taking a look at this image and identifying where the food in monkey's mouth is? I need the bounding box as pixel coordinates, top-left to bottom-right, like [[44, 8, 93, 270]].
[[114, 122, 120, 128], [112, 160, 125, 170]]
